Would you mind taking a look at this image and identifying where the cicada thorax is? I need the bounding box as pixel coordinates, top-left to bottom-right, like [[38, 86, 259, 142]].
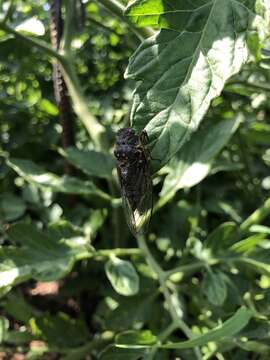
[[114, 128, 153, 236]]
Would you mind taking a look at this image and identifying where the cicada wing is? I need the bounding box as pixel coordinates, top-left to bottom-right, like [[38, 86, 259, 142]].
[[121, 167, 153, 237]]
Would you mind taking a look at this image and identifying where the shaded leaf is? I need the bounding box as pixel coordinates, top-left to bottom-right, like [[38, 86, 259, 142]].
[[62, 147, 115, 179], [105, 257, 139, 296], [0, 193, 26, 221], [100, 345, 149, 360], [202, 271, 227, 306], [7, 158, 106, 198], [32, 313, 89, 349], [161, 118, 240, 197], [0, 316, 9, 343], [0, 223, 92, 288], [205, 222, 239, 252]]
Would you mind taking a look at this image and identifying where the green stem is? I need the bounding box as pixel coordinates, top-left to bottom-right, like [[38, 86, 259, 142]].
[[97, 0, 155, 40], [137, 235, 202, 360], [148, 322, 178, 360], [2, 0, 14, 24], [59, 57, 108, 150], [165, 260, 208, 279], [240, 197, 270, 234], [97, 248, 141, 257], [62, 0, 76, 54], [227, 80, 270, 94]]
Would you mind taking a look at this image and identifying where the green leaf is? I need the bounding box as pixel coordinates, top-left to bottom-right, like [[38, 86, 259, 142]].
[[116, 330, 157, 348], [5, 330, 35, 345], [7, 158, 107, 198], [0, 193, 26, 221], [0, 316, 9, 343], [230, 234, 267, 253], [32, 312, 89, 349], [15, 17, 45, 36], [4, 291, 36, 323], [125, 1, 255, 168], [101, 291, 159, 331], [0, 223, 92, 288], [100, 346, 149, 360], [125, 0, 256, 29], [237, 250, 270, 276], [105, 257, 139, 296], [161, 118, 240, 197], [163, 307, 253, 349], [39, 99, 59, 116], [202, 271, 227, 306], [62, 147, 115, 179], [205, 222, 239, 252]]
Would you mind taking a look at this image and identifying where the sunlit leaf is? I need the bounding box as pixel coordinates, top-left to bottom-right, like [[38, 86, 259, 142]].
[[125, 1, 256, 168], [15, 17, 45, 36], [116, 330, 157, 348], [105, 257, 139, 296]]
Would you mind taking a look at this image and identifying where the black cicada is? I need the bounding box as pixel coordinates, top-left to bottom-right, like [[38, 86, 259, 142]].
[[114, 128, 153, 237]]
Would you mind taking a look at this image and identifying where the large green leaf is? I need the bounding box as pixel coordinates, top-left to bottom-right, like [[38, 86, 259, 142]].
[[125, 1, 256, 168], [160, 118, 240, 198], [0, 223, 92, 289], [163, 307, 252, 349], [126, 0, 256, 29], [7, 158, 108, 199], [62, 147, 115, 179]]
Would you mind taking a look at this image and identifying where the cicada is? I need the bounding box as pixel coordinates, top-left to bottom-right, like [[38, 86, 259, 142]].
[[114, 128, 153, 237]]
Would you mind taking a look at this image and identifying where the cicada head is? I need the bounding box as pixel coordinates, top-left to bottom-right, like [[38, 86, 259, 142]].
[[114, 128, 139, 161]]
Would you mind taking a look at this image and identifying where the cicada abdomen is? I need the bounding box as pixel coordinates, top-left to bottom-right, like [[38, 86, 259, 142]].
[[114, 128, 153, 237]]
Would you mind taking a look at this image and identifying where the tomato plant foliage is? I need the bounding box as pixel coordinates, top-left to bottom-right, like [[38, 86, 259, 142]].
[[0, 0, 270, 359]]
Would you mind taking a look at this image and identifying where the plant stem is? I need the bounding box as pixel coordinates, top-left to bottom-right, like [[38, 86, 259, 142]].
[[62, 0, 75, 54], [59, 57, 108, 150], [165, 261, 208, 279], [137, 235, 202, 359], [148, 322, 178, 360], [97, 248, 141, 257], [240, 197, 270, 233], [227, 80, 270, 94], [97, 0, 155, 40], [0, 22, 62, 61]]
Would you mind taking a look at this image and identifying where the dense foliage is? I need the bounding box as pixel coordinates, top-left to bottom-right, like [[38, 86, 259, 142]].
[[1, 0, 270, 359]]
